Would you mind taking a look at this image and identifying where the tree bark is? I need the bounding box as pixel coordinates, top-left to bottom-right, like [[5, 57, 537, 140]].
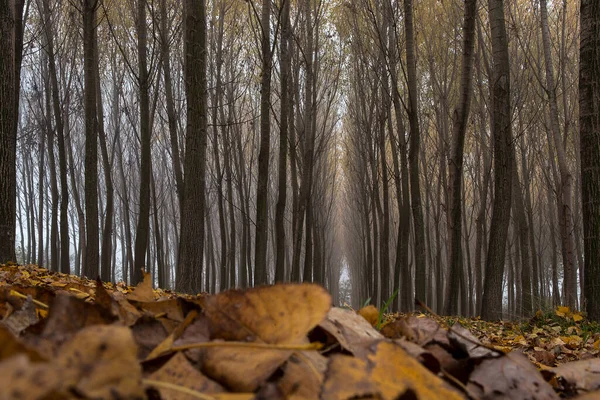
[[254, 0, 272, 286], [41, 0, 70, 274], [133, 0, 151, 285], [83, 0, 99, 279], [482, 0, 513, 320], [177, 0, 208, 294], [580, 0, 600, 320], [540, 0, 577, 309], [275, 0, 291, 282], [444, 0, 477, 316], [404, 0, 427, 303]]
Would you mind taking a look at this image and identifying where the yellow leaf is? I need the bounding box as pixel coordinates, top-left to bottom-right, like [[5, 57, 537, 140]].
[[321, 341, 462, 400], [556, 306, 570, 317], [514, 335, 528, 346], [535, 309, 544, 319], [560, 335, 583, 349], [593, 339, 600, 350], [573, 313, 584, 322], [357, 305, 379, 327]]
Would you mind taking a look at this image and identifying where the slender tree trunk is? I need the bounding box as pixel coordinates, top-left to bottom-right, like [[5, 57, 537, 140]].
[[96, 36, 113, 283], [275, 0, 291, 282], [482, 0, 513, 320], [254, 0, 272, 286], [404, 0, 427, 303], [177, 0, 208, 294], [37, 126, 44, 266], [160, 0, 183, 212], [444, 0, 477, 315], [540, 0, 577, 309], [83, 0, 99, 278], [580, 0, 600, 320], [133, 0, 151, 285], [42, 55, 59, 272], [41, 0, 69, 273]]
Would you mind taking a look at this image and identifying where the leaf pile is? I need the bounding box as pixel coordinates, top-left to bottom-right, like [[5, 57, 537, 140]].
[[1, 264, 599, 399]]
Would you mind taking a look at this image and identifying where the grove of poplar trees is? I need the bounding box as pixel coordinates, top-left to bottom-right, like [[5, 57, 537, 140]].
[[0, 0, 599, 320]]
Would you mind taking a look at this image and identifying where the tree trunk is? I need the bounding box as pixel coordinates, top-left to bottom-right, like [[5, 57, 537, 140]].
[[177, 0, 208, 294], [160, 0, 184, 214], [83, 0, 99, 279], [0, 0, 23, 263], [275, 0, 291, 282], [540, 0, 577, 309], [254, 0, 272, 286], [41, 0, 69, 274], [133, 0, 151, 285], [404, 0, 427, 304], [96, 35, 113, 283], [482, 0, 513, 320], [580, 0, 600, 320], [444, 0, 477, 316]]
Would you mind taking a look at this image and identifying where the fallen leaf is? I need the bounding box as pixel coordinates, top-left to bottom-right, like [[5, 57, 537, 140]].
[[449, 323, 500, 358], [128, 271, 155, 302], [556, 306, 570, 318], [200, 343, 293, 392], [131, 315, 169, 360], [357, 305, 379, 327], [321, 340, 463, 400], [147, 352, 225, 399], [56, 324, 144, 399], [467, 351, 559, 399], [550, 358, 600, 395], [1, 295, 38, 335], [278, 351, 327, 399], [0, 355, 63, 399], [317, 307, 383, 355], [0, 325, 45, 362], [396, 316, 450, 347], [42, 292, 117, 343], [200, 283, 331, 344]]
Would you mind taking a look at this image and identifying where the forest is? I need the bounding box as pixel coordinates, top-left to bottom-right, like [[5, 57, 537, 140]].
[[0, 0, 599, 321]]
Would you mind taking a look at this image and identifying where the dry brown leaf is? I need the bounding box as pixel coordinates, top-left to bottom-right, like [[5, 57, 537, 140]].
[[448, 323, 500, 359], [0, 355, 64, 399], [394, 338, 441, 374], [56, 324, 144, 399], [278, 351, 327, 399], [532, 348, 557, 367], [394, 316, 450, 347], [467, 351, 559, 399], [321, 340, 463, 400], [131, 315, 169, 360], [550, 358, 600, 395], [201, 284, 331, 344], [146, 309, 201, 360], [200, 344, 293, 392], [42, 292, 117, 341], [148, 352, 225, 399], [317, 307, 383, 354], [128, 271, 155, 302], [1, 295, 38, 335], [0, 325, 46, 362]]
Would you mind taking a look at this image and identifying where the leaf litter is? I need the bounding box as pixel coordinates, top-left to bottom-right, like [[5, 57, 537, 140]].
[[0, 264, 599, 399]]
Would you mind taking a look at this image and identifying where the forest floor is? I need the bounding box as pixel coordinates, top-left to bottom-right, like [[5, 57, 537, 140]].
[[0, 263, 599, 399]]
